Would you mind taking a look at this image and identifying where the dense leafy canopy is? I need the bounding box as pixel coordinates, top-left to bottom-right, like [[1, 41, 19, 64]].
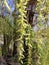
[[0, 0, 49, 65]]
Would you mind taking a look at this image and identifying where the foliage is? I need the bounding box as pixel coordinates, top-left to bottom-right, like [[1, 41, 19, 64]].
[[0, 0, 49, 65]]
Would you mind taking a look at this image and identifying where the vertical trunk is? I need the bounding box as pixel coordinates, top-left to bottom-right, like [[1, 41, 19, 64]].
[[27, 0, 40, 65], [27, 0, 37, 27]]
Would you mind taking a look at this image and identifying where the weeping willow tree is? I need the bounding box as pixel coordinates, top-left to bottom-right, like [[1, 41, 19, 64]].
[[0, 15, 14, 65], [12, 0, 41, 65], [12, 0, 38, 65], [0, 16, 13, 56], [0, 0, 14, 59], [35, 28, 49, 65], [35, 0, 49, 65], [0, 0, 35, 65], [0, 0, 49, 65]]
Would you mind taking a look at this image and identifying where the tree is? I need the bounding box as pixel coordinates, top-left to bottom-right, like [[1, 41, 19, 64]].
[[0, 0, 49, 65]]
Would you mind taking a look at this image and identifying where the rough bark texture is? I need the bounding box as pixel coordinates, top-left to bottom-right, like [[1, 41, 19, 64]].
[[27, 0, 37, 27]]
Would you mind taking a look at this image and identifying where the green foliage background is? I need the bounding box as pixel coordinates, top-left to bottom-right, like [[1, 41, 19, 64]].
[[0, 0, 49, 65]]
